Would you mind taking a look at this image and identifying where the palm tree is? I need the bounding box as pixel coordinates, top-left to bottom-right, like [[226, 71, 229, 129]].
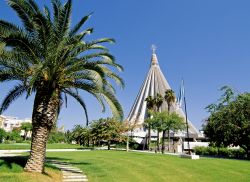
[[153, 93, 163, 152], [145, 96, 155, 150], [163, 89, 176, 151], [0, 0, 124, 173], [165, 89, 176, 113], [154, 93, 163, 112]]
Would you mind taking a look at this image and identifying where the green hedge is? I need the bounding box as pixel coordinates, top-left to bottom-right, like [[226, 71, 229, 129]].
[[194, 146, 246, 159]]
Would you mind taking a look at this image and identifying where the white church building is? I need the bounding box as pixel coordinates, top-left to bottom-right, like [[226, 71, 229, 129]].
[[127, 48, 206, 152]]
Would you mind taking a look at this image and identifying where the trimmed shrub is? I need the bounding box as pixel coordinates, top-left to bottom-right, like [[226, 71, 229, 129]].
[[193, 146, 246, 159]]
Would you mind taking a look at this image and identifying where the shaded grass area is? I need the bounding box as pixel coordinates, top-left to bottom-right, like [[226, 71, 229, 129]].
[[47, 150, 250, 182], [0, 156, 62, 182], [0, 143, 83, 150]]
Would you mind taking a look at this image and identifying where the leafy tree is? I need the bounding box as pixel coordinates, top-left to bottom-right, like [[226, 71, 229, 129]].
[[204, 92, 250, 158], [153, 111, 185, 153], [48, 130, 66, 143], [7, 129, 22, 142], [122, 120, 141, 152], [21, 122, 32, 140], [0, 0, 123, 173], [205, 85, 235, 113], [71, 125, 90, 146], [90, 118, 124, 150], [0, 128, 6, 143]]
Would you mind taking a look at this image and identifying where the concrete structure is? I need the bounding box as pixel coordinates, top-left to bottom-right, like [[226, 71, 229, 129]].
[[127, 49, 200, 146]]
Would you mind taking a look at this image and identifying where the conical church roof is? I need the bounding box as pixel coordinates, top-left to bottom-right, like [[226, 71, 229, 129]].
[[127, 50, 198, 134]]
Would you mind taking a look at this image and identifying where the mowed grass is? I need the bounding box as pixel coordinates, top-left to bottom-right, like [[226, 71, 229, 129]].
[[46, 150, 250, 182], [0, 156, 62, 182], [0, 143, 82, 150]]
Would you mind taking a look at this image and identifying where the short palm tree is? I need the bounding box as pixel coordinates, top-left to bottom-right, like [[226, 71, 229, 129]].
[[0, 0, 123, 173]]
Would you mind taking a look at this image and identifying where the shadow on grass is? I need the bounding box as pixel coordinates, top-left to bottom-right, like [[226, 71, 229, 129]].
[[0, 156, 28, 171], [46, 156, 92, 166]]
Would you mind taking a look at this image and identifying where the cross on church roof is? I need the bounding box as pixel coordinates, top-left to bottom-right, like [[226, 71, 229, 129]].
[[151, 44, 157, 54]]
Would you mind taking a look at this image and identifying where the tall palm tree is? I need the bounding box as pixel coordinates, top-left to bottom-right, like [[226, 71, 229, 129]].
[[0, 0, 124, 173], [154, 93, 163, 112], [164, 89, 176, 113], [164, 89, 176, 152], [153, 93, 163, 152], [145, 96, 155, 150]]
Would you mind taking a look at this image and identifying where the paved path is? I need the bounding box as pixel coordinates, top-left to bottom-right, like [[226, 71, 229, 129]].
[[48, 160, 88, 182]]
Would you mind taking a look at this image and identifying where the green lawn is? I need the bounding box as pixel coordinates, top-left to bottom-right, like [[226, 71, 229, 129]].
[[0, 143, 83, 150], [0, 156, 62, 182], [45, 150, 250, 182]]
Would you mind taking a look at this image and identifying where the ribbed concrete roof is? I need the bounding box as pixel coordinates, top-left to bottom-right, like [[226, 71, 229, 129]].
[[127, 52, 198, 134]]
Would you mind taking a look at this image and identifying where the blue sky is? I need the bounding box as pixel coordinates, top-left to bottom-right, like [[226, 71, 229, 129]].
[[0, 0, 250, 130]]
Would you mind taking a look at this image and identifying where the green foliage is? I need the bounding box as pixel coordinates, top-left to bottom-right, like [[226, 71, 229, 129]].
[[20, 122, 32, 132], [164, 89, 176, 112], [20, 122, 32, 140], [204, 92, 250, 157], [6, 130, 22, 143], [71, 125, 90, 146], [0, 0, 124, 124], [0, 128, 6, 142], [90, 118, 124, 147], [48, 131, 66, 143], [205, 85, 235, 113], [194, 146, 246, 159]]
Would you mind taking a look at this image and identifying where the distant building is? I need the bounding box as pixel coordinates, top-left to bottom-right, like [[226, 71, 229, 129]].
[[0, 115, 31, 134]]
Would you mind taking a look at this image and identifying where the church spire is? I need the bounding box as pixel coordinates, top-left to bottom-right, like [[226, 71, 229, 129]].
[[151, 44, 158, 65]]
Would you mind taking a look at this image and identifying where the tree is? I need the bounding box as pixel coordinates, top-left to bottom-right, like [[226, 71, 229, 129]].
[[205, 85, 235, 113], [158, 112, 185, 153], [0, 0, 123, 173], [90, 118, 124, 150], [153, 93, 163, 152], [145, 96, 155, 150], [164, 89, 176, 113], [21, 122, 32, 140], [0, 128, 6, 143], [204, 93, 250, 158], [122, 120, 140, 152], [71, 125, 90, 146]]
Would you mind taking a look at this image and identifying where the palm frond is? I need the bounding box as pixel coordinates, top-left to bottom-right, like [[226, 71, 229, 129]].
[[0, 84, 27, 114], [63, 89, 89, 125], [70, 12, 93, 36], [101, 89, 124, 120]]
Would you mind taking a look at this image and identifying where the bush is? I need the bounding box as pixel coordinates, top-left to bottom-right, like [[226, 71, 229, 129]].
[[193, 146, 207, 155], [0, 128, 6, 143], [208, 147, 218, 156], [193, 146, 246, 159]]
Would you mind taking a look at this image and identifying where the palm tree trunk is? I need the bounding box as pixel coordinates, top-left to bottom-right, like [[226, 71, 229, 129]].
[[162, 130, 166, 154], [24, 89, 59, 173]]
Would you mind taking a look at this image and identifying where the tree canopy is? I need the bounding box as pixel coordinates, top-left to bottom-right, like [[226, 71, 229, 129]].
[[204, 89, 250, 158]]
